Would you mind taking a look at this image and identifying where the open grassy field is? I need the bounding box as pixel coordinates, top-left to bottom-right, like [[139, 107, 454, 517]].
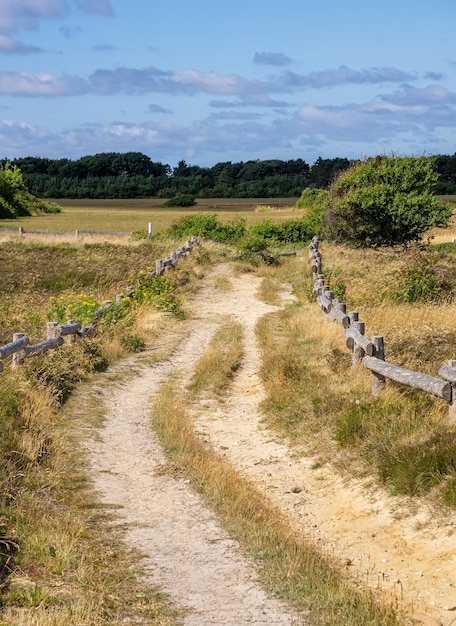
[[0, 197, 300, 235]]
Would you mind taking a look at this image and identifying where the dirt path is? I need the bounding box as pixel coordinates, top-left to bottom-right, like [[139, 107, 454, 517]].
[[86, 264, 456, 626]]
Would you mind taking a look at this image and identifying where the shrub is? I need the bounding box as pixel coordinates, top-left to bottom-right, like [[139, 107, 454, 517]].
[[249, 219, 280, 240], [164, 193, 196, 207], [168, 213, 246, 242], [324, 155, 451, 247], [0, 163, 61, 218], [237, 235, 278, 265], [277, 219, 312, 243]]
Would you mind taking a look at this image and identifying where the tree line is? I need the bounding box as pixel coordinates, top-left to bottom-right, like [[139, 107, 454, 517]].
[[2, 152, 456, 199]]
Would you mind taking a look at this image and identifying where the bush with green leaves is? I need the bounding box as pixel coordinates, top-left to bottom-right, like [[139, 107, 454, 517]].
[[164, 193, 196, 207], [168, 213, 246, 242], [324, 155, 451, 247], [0, 163, 60, 219], [249, 219, 280, 240]]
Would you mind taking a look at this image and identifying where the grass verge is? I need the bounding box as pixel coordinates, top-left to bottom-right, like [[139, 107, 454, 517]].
[[151, 319, 402, 626]]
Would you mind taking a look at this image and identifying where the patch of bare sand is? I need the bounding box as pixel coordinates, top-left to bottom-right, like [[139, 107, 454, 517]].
[[86, 264, 456, 626]]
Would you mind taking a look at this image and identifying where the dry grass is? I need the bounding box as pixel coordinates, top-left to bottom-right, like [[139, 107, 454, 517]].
[[188, 317, 243, 397], [152, 369, 401, 626], [0, 234, 217, 624], [0, 197, 301, 238], [0, 372, 185, 626], [254, 241, 456, 505]]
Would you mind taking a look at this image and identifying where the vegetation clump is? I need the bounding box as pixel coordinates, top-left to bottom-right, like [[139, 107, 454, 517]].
[[0, 163, 60, 219], [163, 193, 196, 207], [324, 155, 451, 247]]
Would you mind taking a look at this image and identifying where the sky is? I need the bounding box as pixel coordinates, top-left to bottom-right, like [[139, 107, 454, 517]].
[[1, 0, 456, 168]]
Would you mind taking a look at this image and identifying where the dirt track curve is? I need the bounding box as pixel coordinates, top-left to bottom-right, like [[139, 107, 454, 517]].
[[84, 264, 456, 626]]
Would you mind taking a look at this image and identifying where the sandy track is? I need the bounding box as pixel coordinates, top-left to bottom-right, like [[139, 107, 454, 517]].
[[86, 265, 456, 626]]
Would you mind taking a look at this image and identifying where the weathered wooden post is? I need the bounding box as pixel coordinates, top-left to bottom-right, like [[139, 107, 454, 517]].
[[323, 290, 334, 320], [438, 360, 456, 423], [352, 321, 365, 367], [65, 321, 78, 344], [19, 226, 24, 237], [12, 333, 27, 368], [46, 321, 59, 340], [371, 336, 386, 395], [156, 259, 164, 275], [331, 300, 350, 327]]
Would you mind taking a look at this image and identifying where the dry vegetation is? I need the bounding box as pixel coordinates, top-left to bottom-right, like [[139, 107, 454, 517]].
[[0, 197, 299, 236], [1, 200, 456, 624]]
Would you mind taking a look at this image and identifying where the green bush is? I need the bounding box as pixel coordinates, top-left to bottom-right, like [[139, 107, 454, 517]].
[[249, 219, 280, 240], [277, 219, 312, 243], [164, 193, 196, 207], [0, 163, 61, 218], [296, 187, 328, 238], [237, 235, 279, 265], [324, 155, 451, 247], [168, 213, 246, 242]]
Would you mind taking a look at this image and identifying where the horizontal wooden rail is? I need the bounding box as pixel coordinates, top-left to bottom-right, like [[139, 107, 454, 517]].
[[362, 355, 452, 401], [345, 327, 375, 356]]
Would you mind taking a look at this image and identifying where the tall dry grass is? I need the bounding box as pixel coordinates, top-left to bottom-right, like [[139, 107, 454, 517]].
[[255, 242, 456, 506], [0, 235, 218, 623], [151, 326, 401, 626]]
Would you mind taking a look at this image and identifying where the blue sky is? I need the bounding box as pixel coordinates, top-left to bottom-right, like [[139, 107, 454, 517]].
[[1, 0, 455, 168]]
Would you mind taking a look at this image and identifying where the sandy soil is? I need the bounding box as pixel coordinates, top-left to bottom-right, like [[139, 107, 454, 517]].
[[85, 264, 456, 626]]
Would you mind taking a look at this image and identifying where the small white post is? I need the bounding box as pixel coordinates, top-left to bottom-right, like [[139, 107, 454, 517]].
[[148, 223, 153, 238]]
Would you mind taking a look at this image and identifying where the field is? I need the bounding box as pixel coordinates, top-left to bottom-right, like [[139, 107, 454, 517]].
[[0, 197, 300, 236]]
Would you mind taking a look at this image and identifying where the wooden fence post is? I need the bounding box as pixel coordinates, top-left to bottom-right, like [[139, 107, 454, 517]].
[[65, 320, 78, 344], [46, 321, 59, 340], [438, 359, 456, 423], [12, 333, 27, 368], [371, 336, 386, 395], [352, 321, 365, 367]]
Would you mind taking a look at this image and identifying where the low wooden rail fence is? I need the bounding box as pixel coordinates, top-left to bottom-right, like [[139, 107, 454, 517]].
[[0, 226, 133, 237], [309, 236, 456, 421], [0, 237, 198, 374]]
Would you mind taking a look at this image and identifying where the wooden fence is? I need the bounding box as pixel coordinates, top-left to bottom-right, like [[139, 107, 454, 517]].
[[0, 226, 133, 238], [309, 236, 456, 421], [0, 237, 199, 375]]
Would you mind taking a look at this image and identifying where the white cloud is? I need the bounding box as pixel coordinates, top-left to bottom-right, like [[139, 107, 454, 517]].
[[0, 71, 90, 96]]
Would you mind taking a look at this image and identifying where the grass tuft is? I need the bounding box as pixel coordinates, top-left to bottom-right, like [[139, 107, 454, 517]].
[[152, 377, 401, 626]]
